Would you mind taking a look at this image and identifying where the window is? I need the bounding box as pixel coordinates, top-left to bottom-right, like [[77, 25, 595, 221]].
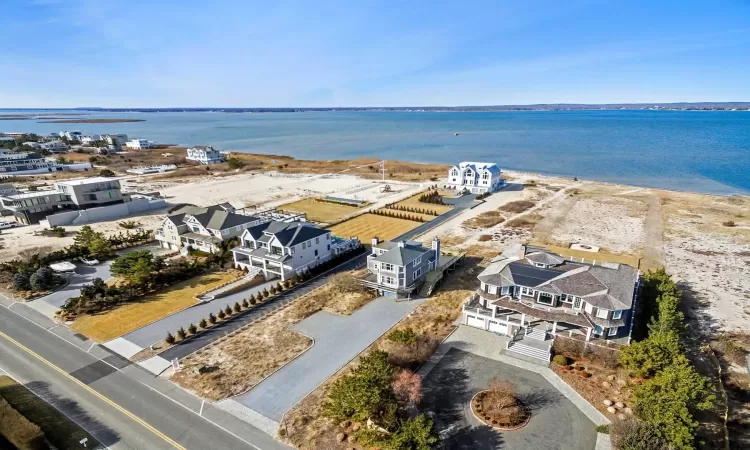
[[315, 237, 319, 244], [302, 242, 307, 249], [415, 256, 422, 265], [608, 326, 618, 337], [537, 293, 554, 306], [327, 244, 330, 250], [596, 308, 609, 319], [533, 262, 547, 268], [314, 250, 318, 256], [326, 234, 329, 240], [561, 294, 573, 303], [612, 310, 623, 320], [594, 325, 604, 336], [382, 263, 394, 272], [413, 267, 422, 279], [381, 275, 395, 285], [521, 286, 534, 296]]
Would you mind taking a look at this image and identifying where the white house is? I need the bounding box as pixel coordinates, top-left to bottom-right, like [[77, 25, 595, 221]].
[[102, 134, 128, 147], [40, 141, 68, 153], [445, 161, 504, 194], [232, 221, 358, 281], [60, 131, 83, 141], [80, 135, 103, 145], [125, 139, 155, 150], [186, 146, 228, 165]]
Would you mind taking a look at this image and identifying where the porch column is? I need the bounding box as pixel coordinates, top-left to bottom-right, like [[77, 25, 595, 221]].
[[521, 313, 526, 327], [262, 259, 267, 277], [585, 327, 592, 342], [280, 267, 286, 282], [492, 306, 496, 318], [551, 321, 557, 334]]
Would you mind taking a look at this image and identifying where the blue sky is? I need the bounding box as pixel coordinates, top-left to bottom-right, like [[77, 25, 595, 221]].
[[1, 0, 749, 107]]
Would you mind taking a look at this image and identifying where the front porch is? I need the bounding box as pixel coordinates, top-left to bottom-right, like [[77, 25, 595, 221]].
[[360, 273, 420, 299], [180, 232, 220, 254]]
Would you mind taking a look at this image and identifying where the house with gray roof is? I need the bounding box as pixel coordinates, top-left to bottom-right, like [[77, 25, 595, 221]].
[[232, 220, 358, 281], [463, 244, 640, 362], [155, 203, 265, 253], [361, 237, 441, 298], [445, 161, 505, 194]]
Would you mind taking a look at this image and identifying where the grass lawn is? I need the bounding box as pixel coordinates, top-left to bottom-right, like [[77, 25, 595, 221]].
[[0, 376, 100, 450], [395, 192, 453, 215], [71, 270, 241, 342], [279, 198, 362, 223], [327, 213, 422, 243]]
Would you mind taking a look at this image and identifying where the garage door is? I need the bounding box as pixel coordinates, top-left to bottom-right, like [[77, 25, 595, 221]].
[[467, 315, 485, 329], [488, 320, 508, 335]]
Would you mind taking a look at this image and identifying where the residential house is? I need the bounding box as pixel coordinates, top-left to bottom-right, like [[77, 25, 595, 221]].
[[40, 141, 68, 153], [445, 161, 505, 194], [155, 203, 264, 253], [0, 152, 60, 175], [125, 139, 155, 150], [22, 141, 43, 149], [102, 134, 128, 147], [80, 135, 103, 145], [232, 221, 358, 281], [462, 244, 640, 361], [60, 131, 83, 141], [361, 237, 440, 298], [0, 177, 128, 224], [186, 146, 227, 165]]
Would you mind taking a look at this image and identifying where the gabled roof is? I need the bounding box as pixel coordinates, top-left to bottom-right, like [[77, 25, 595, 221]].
[[453, 161, 501, 175], [525, 251, 564, 266], [167, 204, 256, 231], [373, 242, 432, 266], [242, 221, 329, 247]]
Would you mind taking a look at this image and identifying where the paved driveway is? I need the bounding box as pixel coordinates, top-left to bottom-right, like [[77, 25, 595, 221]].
[[26, 261, 114, 318], [420, 347, 596, 450], [234, 296, 424, 421]]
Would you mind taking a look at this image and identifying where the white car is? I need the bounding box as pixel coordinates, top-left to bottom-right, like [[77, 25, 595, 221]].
[[0, 221, 20, 230], [79, 256, 100, 265]]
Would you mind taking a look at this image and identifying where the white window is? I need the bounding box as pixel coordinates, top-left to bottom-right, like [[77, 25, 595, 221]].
[[561, 294, 573, 303], [521, 286, 534, 296], [302, 242, 307, 249], [415, 255, 422, 265], [315, 237, 319, 244], [537, 293, 555, 306], [584, 303, 594, 314], [612, 310, 623, 320], [533, 262, 546, 268], [382, 263, 394, 271], [608, 326, 618, 337], [596, 308, 609, 319], [381, 275, 395, 285], [413, 267, 422, 279]]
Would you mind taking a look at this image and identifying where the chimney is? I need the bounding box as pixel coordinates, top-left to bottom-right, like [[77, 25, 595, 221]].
[[397, 240, 405, 248], [371, 237, 379, 247], [517, 244, 527, 260], [432, 237, 441, 266]]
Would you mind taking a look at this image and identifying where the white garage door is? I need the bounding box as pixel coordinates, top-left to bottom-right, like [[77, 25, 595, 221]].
[[488, 320, 508, 335], [466, 315, 485, 329]]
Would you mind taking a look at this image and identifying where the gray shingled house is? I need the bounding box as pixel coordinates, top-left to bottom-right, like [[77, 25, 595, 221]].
[[462, 244, 640, 361], [362, 237, 441, 298]]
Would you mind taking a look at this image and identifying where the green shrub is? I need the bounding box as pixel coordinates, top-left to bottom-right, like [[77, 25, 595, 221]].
[[552, 355, 569, 366], [199, 319, 207, 328], [12, 273, 30, 291], [594, 424, 610, 434], [262, 288, 269, 298], [218, 310, 226, 319], [188, 323, 197, 334], [241, 299, 249, 308], [208, 313, 217, 324], [250, 297, 257, 305], [177, 327, 186, 340], [387, 327, 418, 345], [165, 332, 175, 345], [223, 306, 232, 316], [29, 267, 55, 291], [233, 302, 241, 313]]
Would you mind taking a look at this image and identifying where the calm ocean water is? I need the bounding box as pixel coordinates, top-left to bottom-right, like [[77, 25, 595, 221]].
[[2, 110, 749, 195]]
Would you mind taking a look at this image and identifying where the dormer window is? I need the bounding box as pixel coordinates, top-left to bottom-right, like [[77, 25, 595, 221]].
[[612, 310, 622, 320], [533, 262, 547, 268], [596, 308, 609, 319]]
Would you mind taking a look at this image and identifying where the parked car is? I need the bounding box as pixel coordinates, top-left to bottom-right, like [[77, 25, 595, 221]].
[[0, 221, 20, 230], [79, 256, 100, 265]]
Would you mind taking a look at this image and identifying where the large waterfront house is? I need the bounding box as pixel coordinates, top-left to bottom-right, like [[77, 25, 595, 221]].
[[361, 237, 441, 298], [462, 244, 640, 362], [155, 203, 263, 253], [125, 139, 155, 150], [186, 146, 228, 165], [445, 161, 505, 194], [0, 177, 128, 224], [0, 151, 92, 176], [232, 221, 358, 281]]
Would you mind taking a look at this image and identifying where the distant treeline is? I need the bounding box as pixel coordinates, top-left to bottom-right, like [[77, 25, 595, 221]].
[[7, 102, 748, 113]]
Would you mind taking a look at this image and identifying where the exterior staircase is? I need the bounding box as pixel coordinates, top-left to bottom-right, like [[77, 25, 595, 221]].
[[525, 327, 548, 341], [505, 327, 552, 363]]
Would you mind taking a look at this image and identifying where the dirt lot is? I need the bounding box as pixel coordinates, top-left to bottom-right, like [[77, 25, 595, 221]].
[[281, 257, 485, 450], [70, 270, 241, 342], [171, 272, 375, 401], [326, 213, 422, 242], [394, 191, 453, 215], [279, 198, 363, 224]]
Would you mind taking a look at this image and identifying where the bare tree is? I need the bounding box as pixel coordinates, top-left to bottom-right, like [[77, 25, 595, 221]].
[[392, 370, 423, 406], [486, 378, 515, 410]]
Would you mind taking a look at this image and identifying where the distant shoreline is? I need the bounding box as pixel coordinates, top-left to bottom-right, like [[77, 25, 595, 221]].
[[36, 118, 146, 124]]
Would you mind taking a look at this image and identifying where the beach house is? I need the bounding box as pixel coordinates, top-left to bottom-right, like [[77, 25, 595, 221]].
[[462, 244, 639, 361], [231, 221, 358, 280], [0, 177, 127, 224], [445, 161, 505, 194], [155, 203, 263, 253], [186, 146, 228, 165], [125, 139, 155, 150], [361, 237, 441, 298], [0, 151, 91, 176]]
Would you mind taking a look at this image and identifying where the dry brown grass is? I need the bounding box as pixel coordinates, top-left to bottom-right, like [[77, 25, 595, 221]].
[[70, 270, 242, 342], [282, 258, 485, 450], [499, 200, 536, 214], [327, 213, 422, 242], [171, 271, 374, 401], [529, 243, 641, 267], [463, 210, 505, 229], [280, 198, 362, 223], [505, 213, 544, 229]]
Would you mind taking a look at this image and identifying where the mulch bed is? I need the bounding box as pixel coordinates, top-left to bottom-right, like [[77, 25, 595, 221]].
[[470, 391, 531, 431]]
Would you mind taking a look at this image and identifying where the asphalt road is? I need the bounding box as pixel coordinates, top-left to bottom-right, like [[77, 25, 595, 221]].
[[0, 302, 289, 450]]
